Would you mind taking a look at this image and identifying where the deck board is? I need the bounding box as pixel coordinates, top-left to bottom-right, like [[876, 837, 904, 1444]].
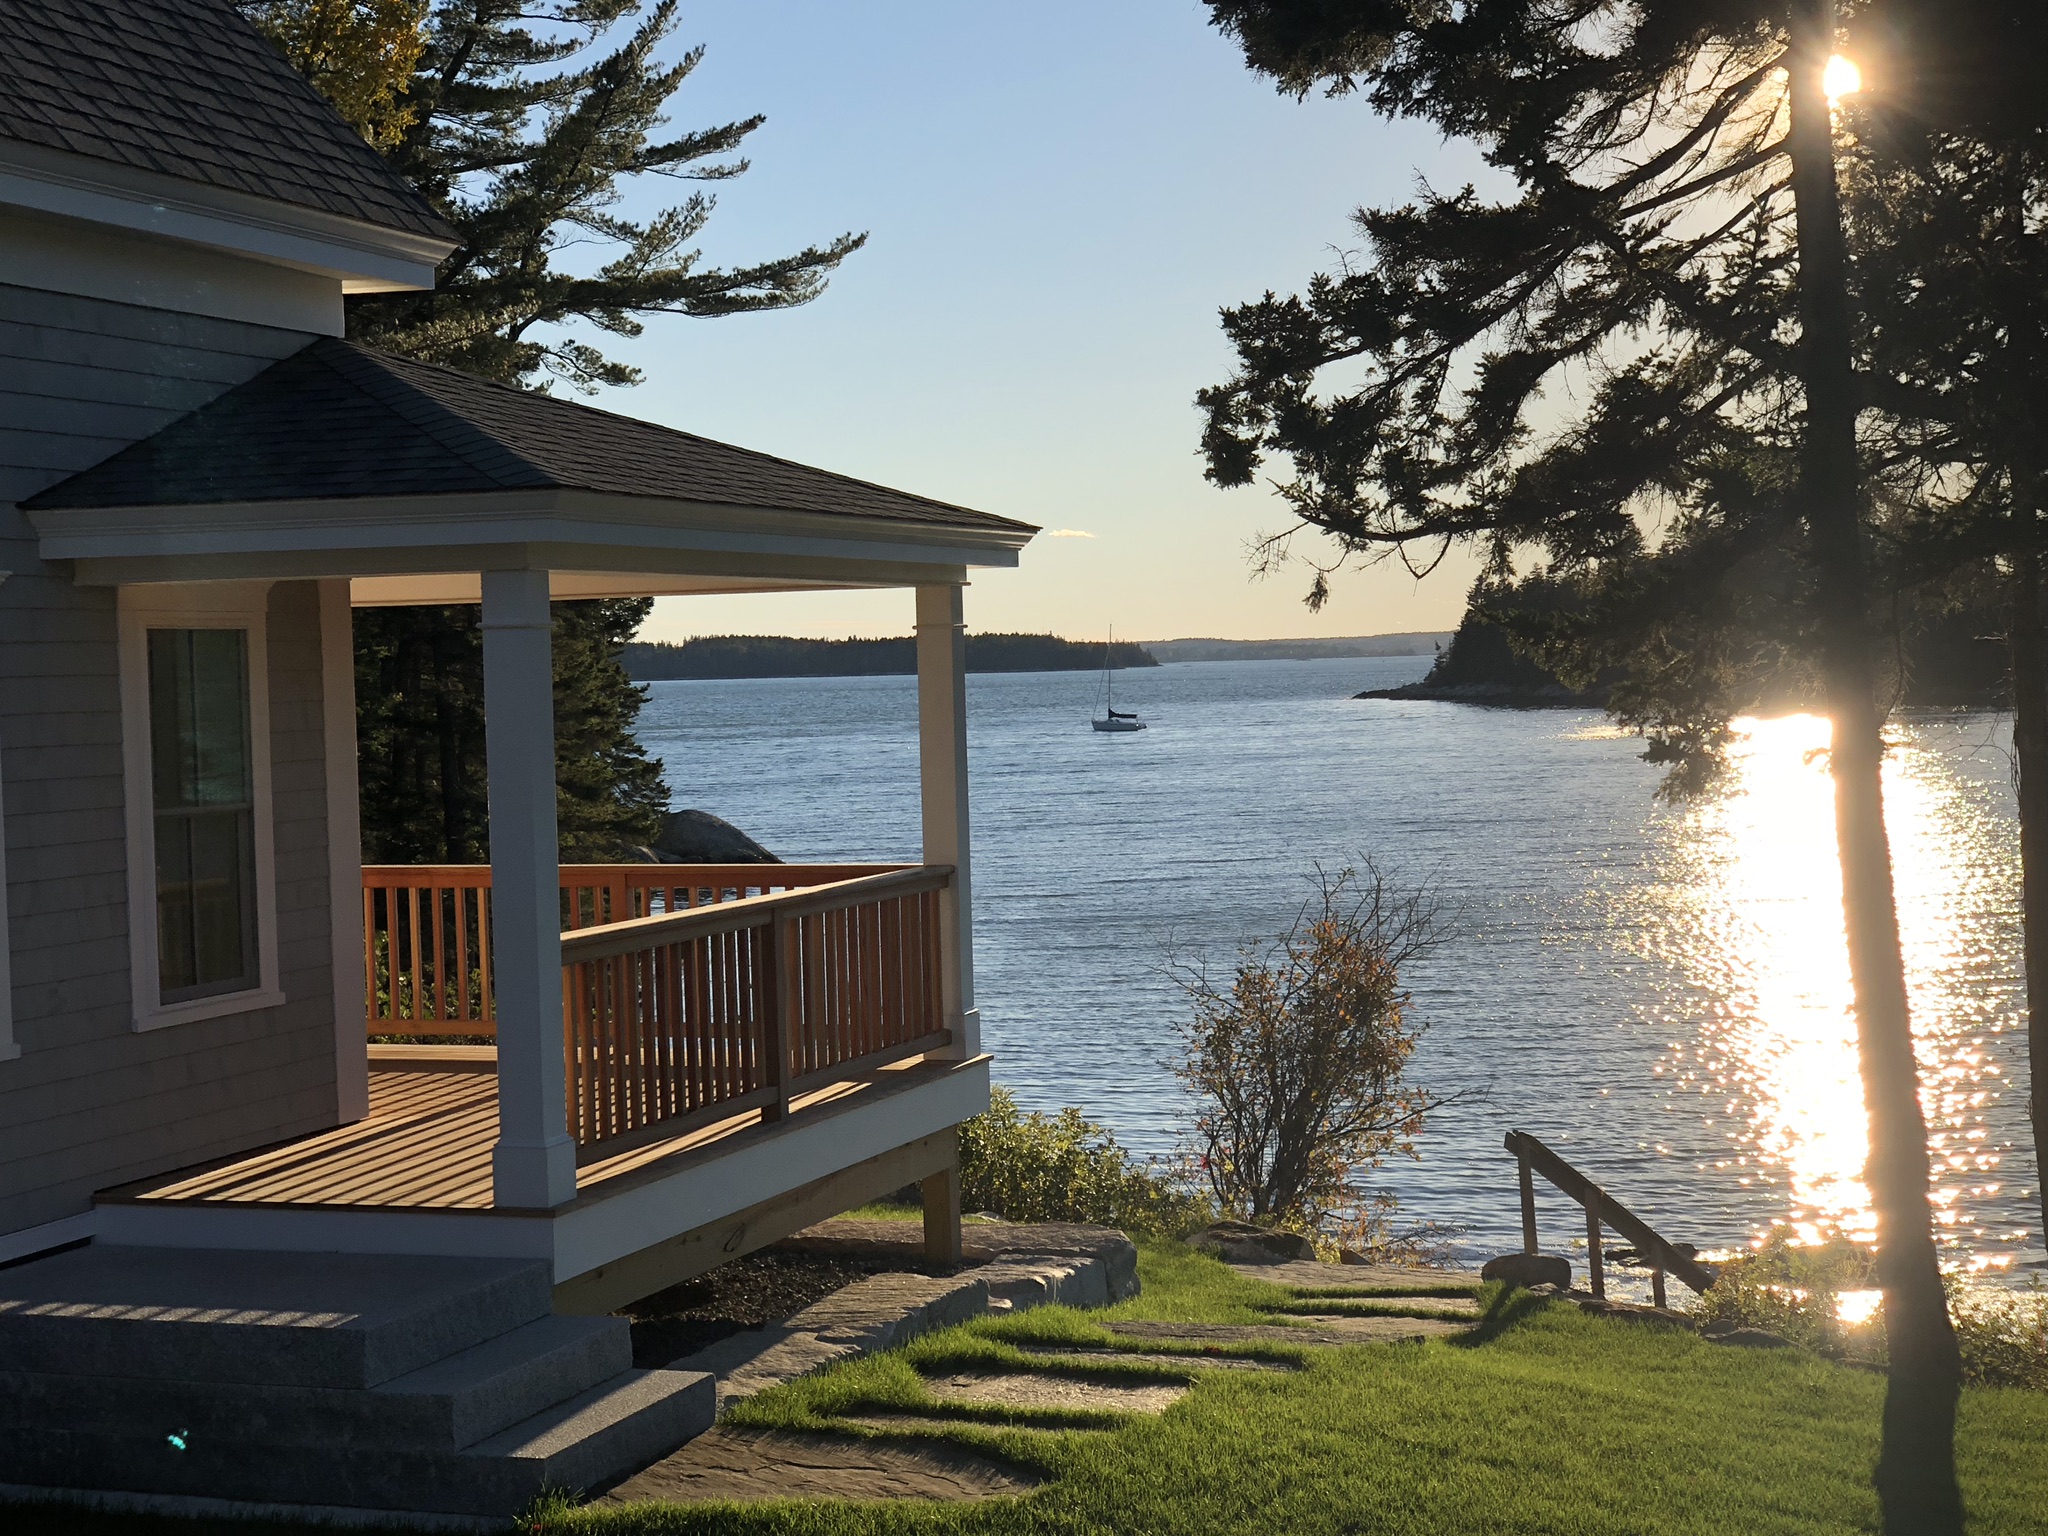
[[115, 1061, 935, 1211]]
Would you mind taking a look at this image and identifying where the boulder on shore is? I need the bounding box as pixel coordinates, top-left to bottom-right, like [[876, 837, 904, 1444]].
[[1191, 1221, 1319, 1265], [629, 809, 781, 866], [1480, 1251, 1573, 1291]]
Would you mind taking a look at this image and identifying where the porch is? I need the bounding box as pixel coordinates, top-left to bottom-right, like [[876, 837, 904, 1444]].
[[20, 336, 1036, 1305], [96, 859, 987, 1310]]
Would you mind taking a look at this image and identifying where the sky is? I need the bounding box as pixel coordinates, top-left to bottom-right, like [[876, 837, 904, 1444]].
[[584, 1, 1488, 644]]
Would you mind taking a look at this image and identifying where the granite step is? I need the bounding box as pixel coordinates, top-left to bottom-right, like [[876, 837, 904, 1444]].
[[0, 1366, 714, 1518], [0, 1245, 553, 1389], [0, 1313, 632, 1453]]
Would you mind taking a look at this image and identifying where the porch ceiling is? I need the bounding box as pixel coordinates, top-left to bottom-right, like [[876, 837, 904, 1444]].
[[23, 337, 1036, 591]]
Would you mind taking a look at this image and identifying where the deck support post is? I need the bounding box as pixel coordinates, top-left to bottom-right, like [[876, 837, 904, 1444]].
[[922, 1155, 963, 1268], [481, 568, 577, 1209], [1517, 1154, 1538, 1254], [915, 583, 977, 1059], [1584, 1199, 1605, 1299]]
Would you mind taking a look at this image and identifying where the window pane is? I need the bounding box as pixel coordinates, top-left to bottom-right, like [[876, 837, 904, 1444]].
[[149, 630, 251, 810], [148, 627, 258, 1003]]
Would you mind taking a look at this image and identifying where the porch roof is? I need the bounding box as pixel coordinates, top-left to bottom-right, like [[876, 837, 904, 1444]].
[[26, 339, 1038, 598]]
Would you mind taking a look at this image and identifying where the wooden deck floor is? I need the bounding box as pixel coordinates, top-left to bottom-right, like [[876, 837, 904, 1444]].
[[111, 1057, 914, 1211]]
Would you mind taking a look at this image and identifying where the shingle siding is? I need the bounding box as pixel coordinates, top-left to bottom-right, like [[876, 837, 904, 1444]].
[[0, 285, 342, 1238]]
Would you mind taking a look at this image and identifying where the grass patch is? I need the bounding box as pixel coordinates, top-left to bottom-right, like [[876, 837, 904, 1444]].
[[548, 1241, 2048, 1536]]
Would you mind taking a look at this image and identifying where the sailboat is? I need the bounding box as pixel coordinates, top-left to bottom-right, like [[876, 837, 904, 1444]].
[[1091, 627, 1146, 732]]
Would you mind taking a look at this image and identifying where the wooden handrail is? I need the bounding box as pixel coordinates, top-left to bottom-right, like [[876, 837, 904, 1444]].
[[1505, 1129, 1719, 1303], [362, 863, 912, 1038], [558, 863, 953, 1151], [558, 866, 953, 965]]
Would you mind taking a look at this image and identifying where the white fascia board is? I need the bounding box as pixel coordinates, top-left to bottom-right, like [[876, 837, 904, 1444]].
[[0, 141, 454, 291], [33, 487, 1034, 576], [550, 1058, 992, 1282], [92, 1058, 991, 1281]]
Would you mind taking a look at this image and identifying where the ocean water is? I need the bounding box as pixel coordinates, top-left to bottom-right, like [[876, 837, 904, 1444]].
[[636, 656, 2041, 1278]]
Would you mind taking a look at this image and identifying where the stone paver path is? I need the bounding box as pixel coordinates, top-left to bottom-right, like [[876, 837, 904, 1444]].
[[602, 1426, 1039, 1504], [606, 1252, 1481, 1508], [922, 1370, 1190, 1414], [1009, 1343, 1297, 1373]]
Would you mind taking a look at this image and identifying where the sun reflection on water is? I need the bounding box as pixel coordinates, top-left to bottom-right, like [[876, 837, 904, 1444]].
[[1648, 713, 2033, 1274]]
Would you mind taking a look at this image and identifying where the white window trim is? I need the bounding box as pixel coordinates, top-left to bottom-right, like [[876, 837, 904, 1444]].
[[118, 582, 284, 1032]]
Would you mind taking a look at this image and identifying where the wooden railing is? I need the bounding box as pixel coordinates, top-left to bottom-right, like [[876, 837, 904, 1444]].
[[1506, 1129, 1719, 1306], [363, 863, 901, 1038], [558, 865, 952, 1152]]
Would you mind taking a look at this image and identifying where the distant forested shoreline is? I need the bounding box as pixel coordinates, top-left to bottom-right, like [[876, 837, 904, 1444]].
[[623, 633, 1159, 681]]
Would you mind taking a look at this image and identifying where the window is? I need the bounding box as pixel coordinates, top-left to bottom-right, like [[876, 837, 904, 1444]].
[[149, 629, 259, 1002], [120, 585, 282, 1031]]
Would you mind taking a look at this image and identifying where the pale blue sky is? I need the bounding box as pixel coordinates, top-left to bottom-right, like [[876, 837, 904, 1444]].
[[589, 1, 1485, 643]]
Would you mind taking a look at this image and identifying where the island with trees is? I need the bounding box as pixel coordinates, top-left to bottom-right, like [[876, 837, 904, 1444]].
[[622, 633, 1158, 680]]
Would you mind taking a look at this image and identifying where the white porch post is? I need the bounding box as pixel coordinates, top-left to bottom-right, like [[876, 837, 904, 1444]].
[[481, 568, 577, 1208], [318, 579, 369, 1122], [915, 583, 977, 1059]]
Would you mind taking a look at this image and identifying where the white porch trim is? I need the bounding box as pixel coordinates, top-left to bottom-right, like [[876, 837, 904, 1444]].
[[916, 583, 978, 1058], [319, 579, 369, 1123], [91, 1059, 991, 1284], [480, 569, 578, 1209]]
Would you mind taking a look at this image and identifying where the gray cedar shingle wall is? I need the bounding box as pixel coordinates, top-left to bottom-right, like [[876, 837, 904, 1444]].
[[0, 286, 338, 1233]]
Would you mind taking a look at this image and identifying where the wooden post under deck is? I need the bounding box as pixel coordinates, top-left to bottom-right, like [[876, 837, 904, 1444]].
[[922, 1159, 963, 1268], [481, 568, 577, 1209], [1517, 1154, 1538, 1254], [915, 585, 973, 1269]]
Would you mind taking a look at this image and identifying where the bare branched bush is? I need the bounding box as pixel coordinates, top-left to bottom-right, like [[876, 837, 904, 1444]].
[[1171, 861, 1449, 1236]]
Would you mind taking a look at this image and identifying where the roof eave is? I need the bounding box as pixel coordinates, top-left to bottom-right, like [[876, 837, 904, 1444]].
[[0, 140, 456, 291], [31, 485, 1036, 588]]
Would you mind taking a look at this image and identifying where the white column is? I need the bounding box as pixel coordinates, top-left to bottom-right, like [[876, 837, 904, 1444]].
[[481, 568, 577, 1208], [318, 579, 368, 1122], [915, 583, 977, 1057]]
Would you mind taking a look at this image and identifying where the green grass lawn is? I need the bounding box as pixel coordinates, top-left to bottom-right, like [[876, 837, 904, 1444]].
[[12, 1242, 2045, 1535], [551, 1242, 2047, 1536]]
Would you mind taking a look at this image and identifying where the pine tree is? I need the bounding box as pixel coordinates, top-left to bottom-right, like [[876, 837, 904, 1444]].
[[243, 0, 866, 861], [1192, 4, 2048, 1522]]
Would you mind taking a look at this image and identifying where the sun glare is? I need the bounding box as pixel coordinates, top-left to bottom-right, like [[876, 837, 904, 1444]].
[[1823, 54, 1862, 103]]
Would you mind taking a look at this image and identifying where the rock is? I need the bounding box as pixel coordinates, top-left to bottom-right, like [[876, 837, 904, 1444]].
[[1190, 1221, 1318, 1265], [1575, 1297, 1691, 1328], [1337, 1247, 1370, 1266], [1480, 1252, 1573, 1290], [1700, 1320, 1795, 1349], [640, 808, 780, 865]]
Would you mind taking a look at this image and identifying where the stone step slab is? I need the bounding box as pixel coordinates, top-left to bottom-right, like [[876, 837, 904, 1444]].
[[0, 1314, 630, 1454], [1224, 1258, 1481, 1294], [0, 1246, 553, 1389], [601, 1426, 1038, 1505], [974, 1255, 1112, 1312], [0, 1367, 713, 1518], [681, 1272, 990, 1412]]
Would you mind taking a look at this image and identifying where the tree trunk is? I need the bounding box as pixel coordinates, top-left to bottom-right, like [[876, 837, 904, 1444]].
[[2012, 550, 2048, 1232], [1785, 3, 1963, 1529]]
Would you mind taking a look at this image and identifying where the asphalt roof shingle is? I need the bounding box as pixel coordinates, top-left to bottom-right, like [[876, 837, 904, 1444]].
[[24, 338, 1036, 538], [0, 0, 454, 241]]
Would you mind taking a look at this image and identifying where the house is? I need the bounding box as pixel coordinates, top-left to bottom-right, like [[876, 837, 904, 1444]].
[[0, 0, 1033, 1517]]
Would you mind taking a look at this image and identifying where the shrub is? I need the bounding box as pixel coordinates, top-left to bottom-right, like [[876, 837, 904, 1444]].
[[1692, 1229, 2048, 1389], [1171, 861, 1449, 1234], [958, 1087, 1210, 1236]]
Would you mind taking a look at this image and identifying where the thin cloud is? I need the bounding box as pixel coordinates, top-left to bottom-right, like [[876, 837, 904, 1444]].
[[1045, 528, 1097, 538]]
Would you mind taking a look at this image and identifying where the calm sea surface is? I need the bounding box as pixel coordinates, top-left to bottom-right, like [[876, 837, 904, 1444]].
[[636, 656, 2040, 1279]]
